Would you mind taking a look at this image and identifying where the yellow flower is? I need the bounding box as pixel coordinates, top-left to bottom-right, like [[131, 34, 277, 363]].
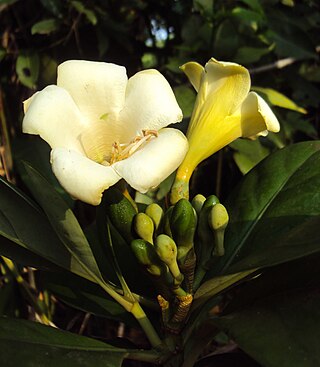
[[171, 58, 280, 203], [23, 60, 188, 205]]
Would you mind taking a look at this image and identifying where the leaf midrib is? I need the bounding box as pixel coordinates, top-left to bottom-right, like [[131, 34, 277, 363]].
[[221, 150, 317, 274]]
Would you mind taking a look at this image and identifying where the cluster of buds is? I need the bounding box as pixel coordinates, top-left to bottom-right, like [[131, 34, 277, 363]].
[[130, 195, 229, 333], [100, 187, 229, 334]]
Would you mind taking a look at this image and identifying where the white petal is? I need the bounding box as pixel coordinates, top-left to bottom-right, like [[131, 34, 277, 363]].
[[51, 148, 121, 205], [118, 70, 183, 142], [23, 85, 86, 153], [240, 92, 280, 138], [57, 60, 127, 125], [113, 128, 188, 193]]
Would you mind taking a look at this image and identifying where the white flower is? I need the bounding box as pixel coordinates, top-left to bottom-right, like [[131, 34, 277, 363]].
[[23, 60, 188, 205]]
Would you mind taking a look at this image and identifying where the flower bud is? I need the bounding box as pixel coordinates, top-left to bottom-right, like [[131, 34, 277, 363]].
[[191, 194, 206, 215], [145, 203, 163, 232], [133, 213, 154, 244], [170, 198, 197, 261], [101, 187, 137, 243], [208, 203, 229, 256], [155, 234, 182, 282]]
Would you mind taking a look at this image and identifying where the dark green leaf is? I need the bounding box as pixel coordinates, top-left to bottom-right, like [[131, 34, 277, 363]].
[[41, 271, 135, 325], [0, 317, 128, 367], [230, 139, 270, 175], [207, 141, 320, 277], [214, 286, 320, 367], [23, 163, 103, 283], [0, 175, 70, 271]]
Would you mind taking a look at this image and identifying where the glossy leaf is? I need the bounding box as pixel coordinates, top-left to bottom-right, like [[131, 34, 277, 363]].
[[206, 141, 320, 277], [0, 317, 128, 367], [23, 163, 103, 283], [0, 175, 70, 271]]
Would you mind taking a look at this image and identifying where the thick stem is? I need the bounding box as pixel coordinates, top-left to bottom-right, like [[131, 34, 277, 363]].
[[131, 302, 163, 348]]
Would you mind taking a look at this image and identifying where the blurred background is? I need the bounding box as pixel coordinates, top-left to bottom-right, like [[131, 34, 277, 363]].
[[1, 0, 319, 198]]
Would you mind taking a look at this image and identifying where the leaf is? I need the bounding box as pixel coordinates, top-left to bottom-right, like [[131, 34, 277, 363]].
[[13, 137, 73, 207], [214, 286, 320, 367], [252, 86, 307, 113], [0, 175, 70, 271], [31, 18, 60, 35], [266, 10, 317, 60], [71, 0, 97, 25], [22, 163, 103, 283], [0, 317, 128, 367], [16, 51, 39, 88], [41, 271, 135, 325], [233, 44, 274, 64], [206, 141, 320, 278], [193, 270, 256, 309], [174, 85, 196, 118], [230, 138, 270, 175], [39, 0, 63, 18], [214, 19, 239, 59]]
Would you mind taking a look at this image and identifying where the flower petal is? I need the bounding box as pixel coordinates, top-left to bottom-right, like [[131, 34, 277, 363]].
[[181, 61, 204, 92], [118, 70, 183, 142], [187, 58, 251, 139], [239, 92, 280, 138], [51, 148, 121, 205], [23, 85, 86, 153], [113, 128, 188, 193], [57, 60, 127, 125]]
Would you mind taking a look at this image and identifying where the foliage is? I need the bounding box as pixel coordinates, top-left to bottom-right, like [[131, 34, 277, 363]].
[[0, 0, 320, 367]]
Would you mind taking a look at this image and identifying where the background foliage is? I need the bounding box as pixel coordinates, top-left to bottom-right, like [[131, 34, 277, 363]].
[[0, 0, 320, 366]]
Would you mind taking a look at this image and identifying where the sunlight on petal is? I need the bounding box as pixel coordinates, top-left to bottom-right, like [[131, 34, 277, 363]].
[[181, 62, 204, 92], [119, 70, 183, 142], [113, 128, 188, 193], [239, 92, 280, 138], [57, 60, 127, 126], [23, 85, 86, 153], [51, 148, 121, 205]]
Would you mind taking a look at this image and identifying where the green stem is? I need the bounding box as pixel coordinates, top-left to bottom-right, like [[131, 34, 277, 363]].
[[131, 302, 163, 348]]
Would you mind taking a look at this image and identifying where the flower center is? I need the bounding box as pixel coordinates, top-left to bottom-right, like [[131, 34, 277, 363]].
[[107, 130, 158, 165], [79, 124, 158, 166]]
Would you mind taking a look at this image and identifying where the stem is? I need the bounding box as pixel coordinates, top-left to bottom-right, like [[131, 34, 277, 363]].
[[125, 350, 163, 364], [131, 302, 163, 348]]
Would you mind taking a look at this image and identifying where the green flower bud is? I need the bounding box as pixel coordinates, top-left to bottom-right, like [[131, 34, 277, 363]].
[[155, 234, 182, 282], [131, 239, 174, 288], [145, 203, 163, 232], [208, 203, 229, 256], [101, 187, 137, 243], [170, 199, 197, 261], [133, 213, 154, 244], [131, 239, 162, 276], [191, 194, 206, 215]]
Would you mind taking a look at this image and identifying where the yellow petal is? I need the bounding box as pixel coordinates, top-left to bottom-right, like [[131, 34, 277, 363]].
[[51, 148, 121, 205], [231, 92, 280, 138], [187, 58, 251, 138], [181, 61, 204, 92]]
